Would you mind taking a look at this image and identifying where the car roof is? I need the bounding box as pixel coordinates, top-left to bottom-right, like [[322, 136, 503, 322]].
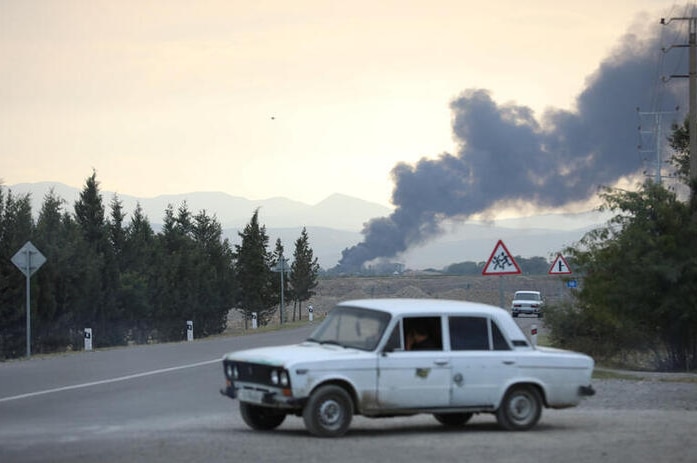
[[336, 298, 531, 347], [337, 298, 509, 317]]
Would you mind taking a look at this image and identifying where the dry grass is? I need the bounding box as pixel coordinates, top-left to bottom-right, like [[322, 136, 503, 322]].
[[306, 274, 571, 311]]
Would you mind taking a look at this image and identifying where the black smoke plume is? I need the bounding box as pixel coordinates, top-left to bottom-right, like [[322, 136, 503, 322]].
[[337, 19, 684, 273]]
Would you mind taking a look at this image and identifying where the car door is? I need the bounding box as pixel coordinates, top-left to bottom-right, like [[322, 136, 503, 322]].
[[376, 316, 451, 409], [447, 316, 518, 407]]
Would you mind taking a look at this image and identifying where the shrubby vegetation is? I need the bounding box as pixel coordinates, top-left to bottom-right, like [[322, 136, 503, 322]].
[[0, 172, 319, 359], [545, 121, 697, 371]]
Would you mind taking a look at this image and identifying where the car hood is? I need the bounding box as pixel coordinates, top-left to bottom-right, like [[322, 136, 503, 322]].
[[222, 342, 369, 367]]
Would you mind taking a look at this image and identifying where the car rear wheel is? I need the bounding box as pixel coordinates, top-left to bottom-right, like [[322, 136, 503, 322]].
[[433, 412, 473, 427], [496, 385, 542, 431], [240, 402, 286, 430], [303, 385, 353, 437]]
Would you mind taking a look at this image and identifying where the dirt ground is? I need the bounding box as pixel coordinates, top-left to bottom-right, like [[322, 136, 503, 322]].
[[305, 274, 573, 315], [226, 274, 570, 332]]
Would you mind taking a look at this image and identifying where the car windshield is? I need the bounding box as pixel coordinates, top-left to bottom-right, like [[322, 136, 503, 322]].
[[307, 305, 391, 351], [515, 293, 540, 301]]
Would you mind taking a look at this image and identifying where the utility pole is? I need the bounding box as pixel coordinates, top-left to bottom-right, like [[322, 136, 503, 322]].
[[662, 16, 697, 189], [637, 108, 678, 184]]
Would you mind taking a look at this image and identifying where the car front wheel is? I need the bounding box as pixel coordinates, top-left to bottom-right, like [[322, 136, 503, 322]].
[[240, 402, 286, 430], [495, 385, 542, 431], [302, 385, 353, 437]]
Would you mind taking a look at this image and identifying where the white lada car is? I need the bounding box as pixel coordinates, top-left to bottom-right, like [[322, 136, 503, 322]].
[[220, 298, 594, 437]]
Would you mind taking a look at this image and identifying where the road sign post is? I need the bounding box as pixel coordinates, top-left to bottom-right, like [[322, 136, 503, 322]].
[[272, 256, 289, 325], [11, 241, 46, 357], [548, 254, 572, 275], [482, 240, 521, 308], [548, 254, 573, 300]]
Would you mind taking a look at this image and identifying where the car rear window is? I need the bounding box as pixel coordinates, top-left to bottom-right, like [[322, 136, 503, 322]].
[[449, 316, 511, 351]]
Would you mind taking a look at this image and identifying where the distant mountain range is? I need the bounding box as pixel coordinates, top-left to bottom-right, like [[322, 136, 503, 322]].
[[7, 182, 613, 270]]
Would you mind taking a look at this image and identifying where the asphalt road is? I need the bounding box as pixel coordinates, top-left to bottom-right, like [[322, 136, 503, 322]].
[[1, 320, 695, 463]]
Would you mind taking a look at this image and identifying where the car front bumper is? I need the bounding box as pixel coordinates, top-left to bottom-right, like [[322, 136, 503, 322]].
[[512, 306, 542, 314], [220, 381, 305, 408]]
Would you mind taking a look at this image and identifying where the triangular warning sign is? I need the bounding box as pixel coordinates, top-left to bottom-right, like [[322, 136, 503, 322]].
[[548, 254, 572, 275], [482, 240, 521, 275]]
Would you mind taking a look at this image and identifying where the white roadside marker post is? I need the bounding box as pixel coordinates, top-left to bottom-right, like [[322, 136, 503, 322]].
[[186, 321, 193, 342], [84, 328, 93, 351]]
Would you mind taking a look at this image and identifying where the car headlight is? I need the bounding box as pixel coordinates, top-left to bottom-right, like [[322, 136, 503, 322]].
[[225, 363, 239, 380], [270, 369, 289, 387]]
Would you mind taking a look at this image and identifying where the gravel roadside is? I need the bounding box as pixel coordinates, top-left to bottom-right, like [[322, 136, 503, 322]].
[[582, 374, 697, 411]]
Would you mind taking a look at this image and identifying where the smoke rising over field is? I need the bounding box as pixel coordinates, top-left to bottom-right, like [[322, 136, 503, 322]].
[[337, 20, 684, 272]]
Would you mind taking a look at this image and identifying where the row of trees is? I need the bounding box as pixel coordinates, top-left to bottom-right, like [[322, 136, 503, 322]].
[[443, 256, 552, 275], [235, 209, 320, 328], [546, 121, 697, 371], [0, 172, 319, 360]]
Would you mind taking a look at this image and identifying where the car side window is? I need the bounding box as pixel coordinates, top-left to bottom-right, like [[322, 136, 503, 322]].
[[384, 324, 402, 351], [491, 321, 511, 351], [402, 316, 442, 351], [449, 316, 490, 350]]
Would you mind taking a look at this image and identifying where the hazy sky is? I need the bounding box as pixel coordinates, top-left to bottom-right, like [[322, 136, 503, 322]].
[[0, 0, 685, 208]]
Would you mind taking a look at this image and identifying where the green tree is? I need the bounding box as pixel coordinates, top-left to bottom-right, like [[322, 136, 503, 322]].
[[0, 188, 34, 359], [74, 171, 106, 248], [668, 118, 689, 184], [33, 189, 74, 352], [108, 194, 127, 271], [518, 256, 551, 274], [444, 261, 482, 275], [151, 203, 198, 340], [234, 209, 276, 327], [289, 228, 319, 321], [121, 203, 156, 343], [558, 182, 697, 369], [191, 209, 236, 336], [73, 172, 125, 347]]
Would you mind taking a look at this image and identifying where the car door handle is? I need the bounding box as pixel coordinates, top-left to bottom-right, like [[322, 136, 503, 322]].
[[434, 360, 449, 366], [502, 360, 516, 365]]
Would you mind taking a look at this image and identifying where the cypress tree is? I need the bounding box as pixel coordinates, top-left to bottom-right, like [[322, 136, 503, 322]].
[[290, 227, 319, 320], [234, 209, 276, 327]]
